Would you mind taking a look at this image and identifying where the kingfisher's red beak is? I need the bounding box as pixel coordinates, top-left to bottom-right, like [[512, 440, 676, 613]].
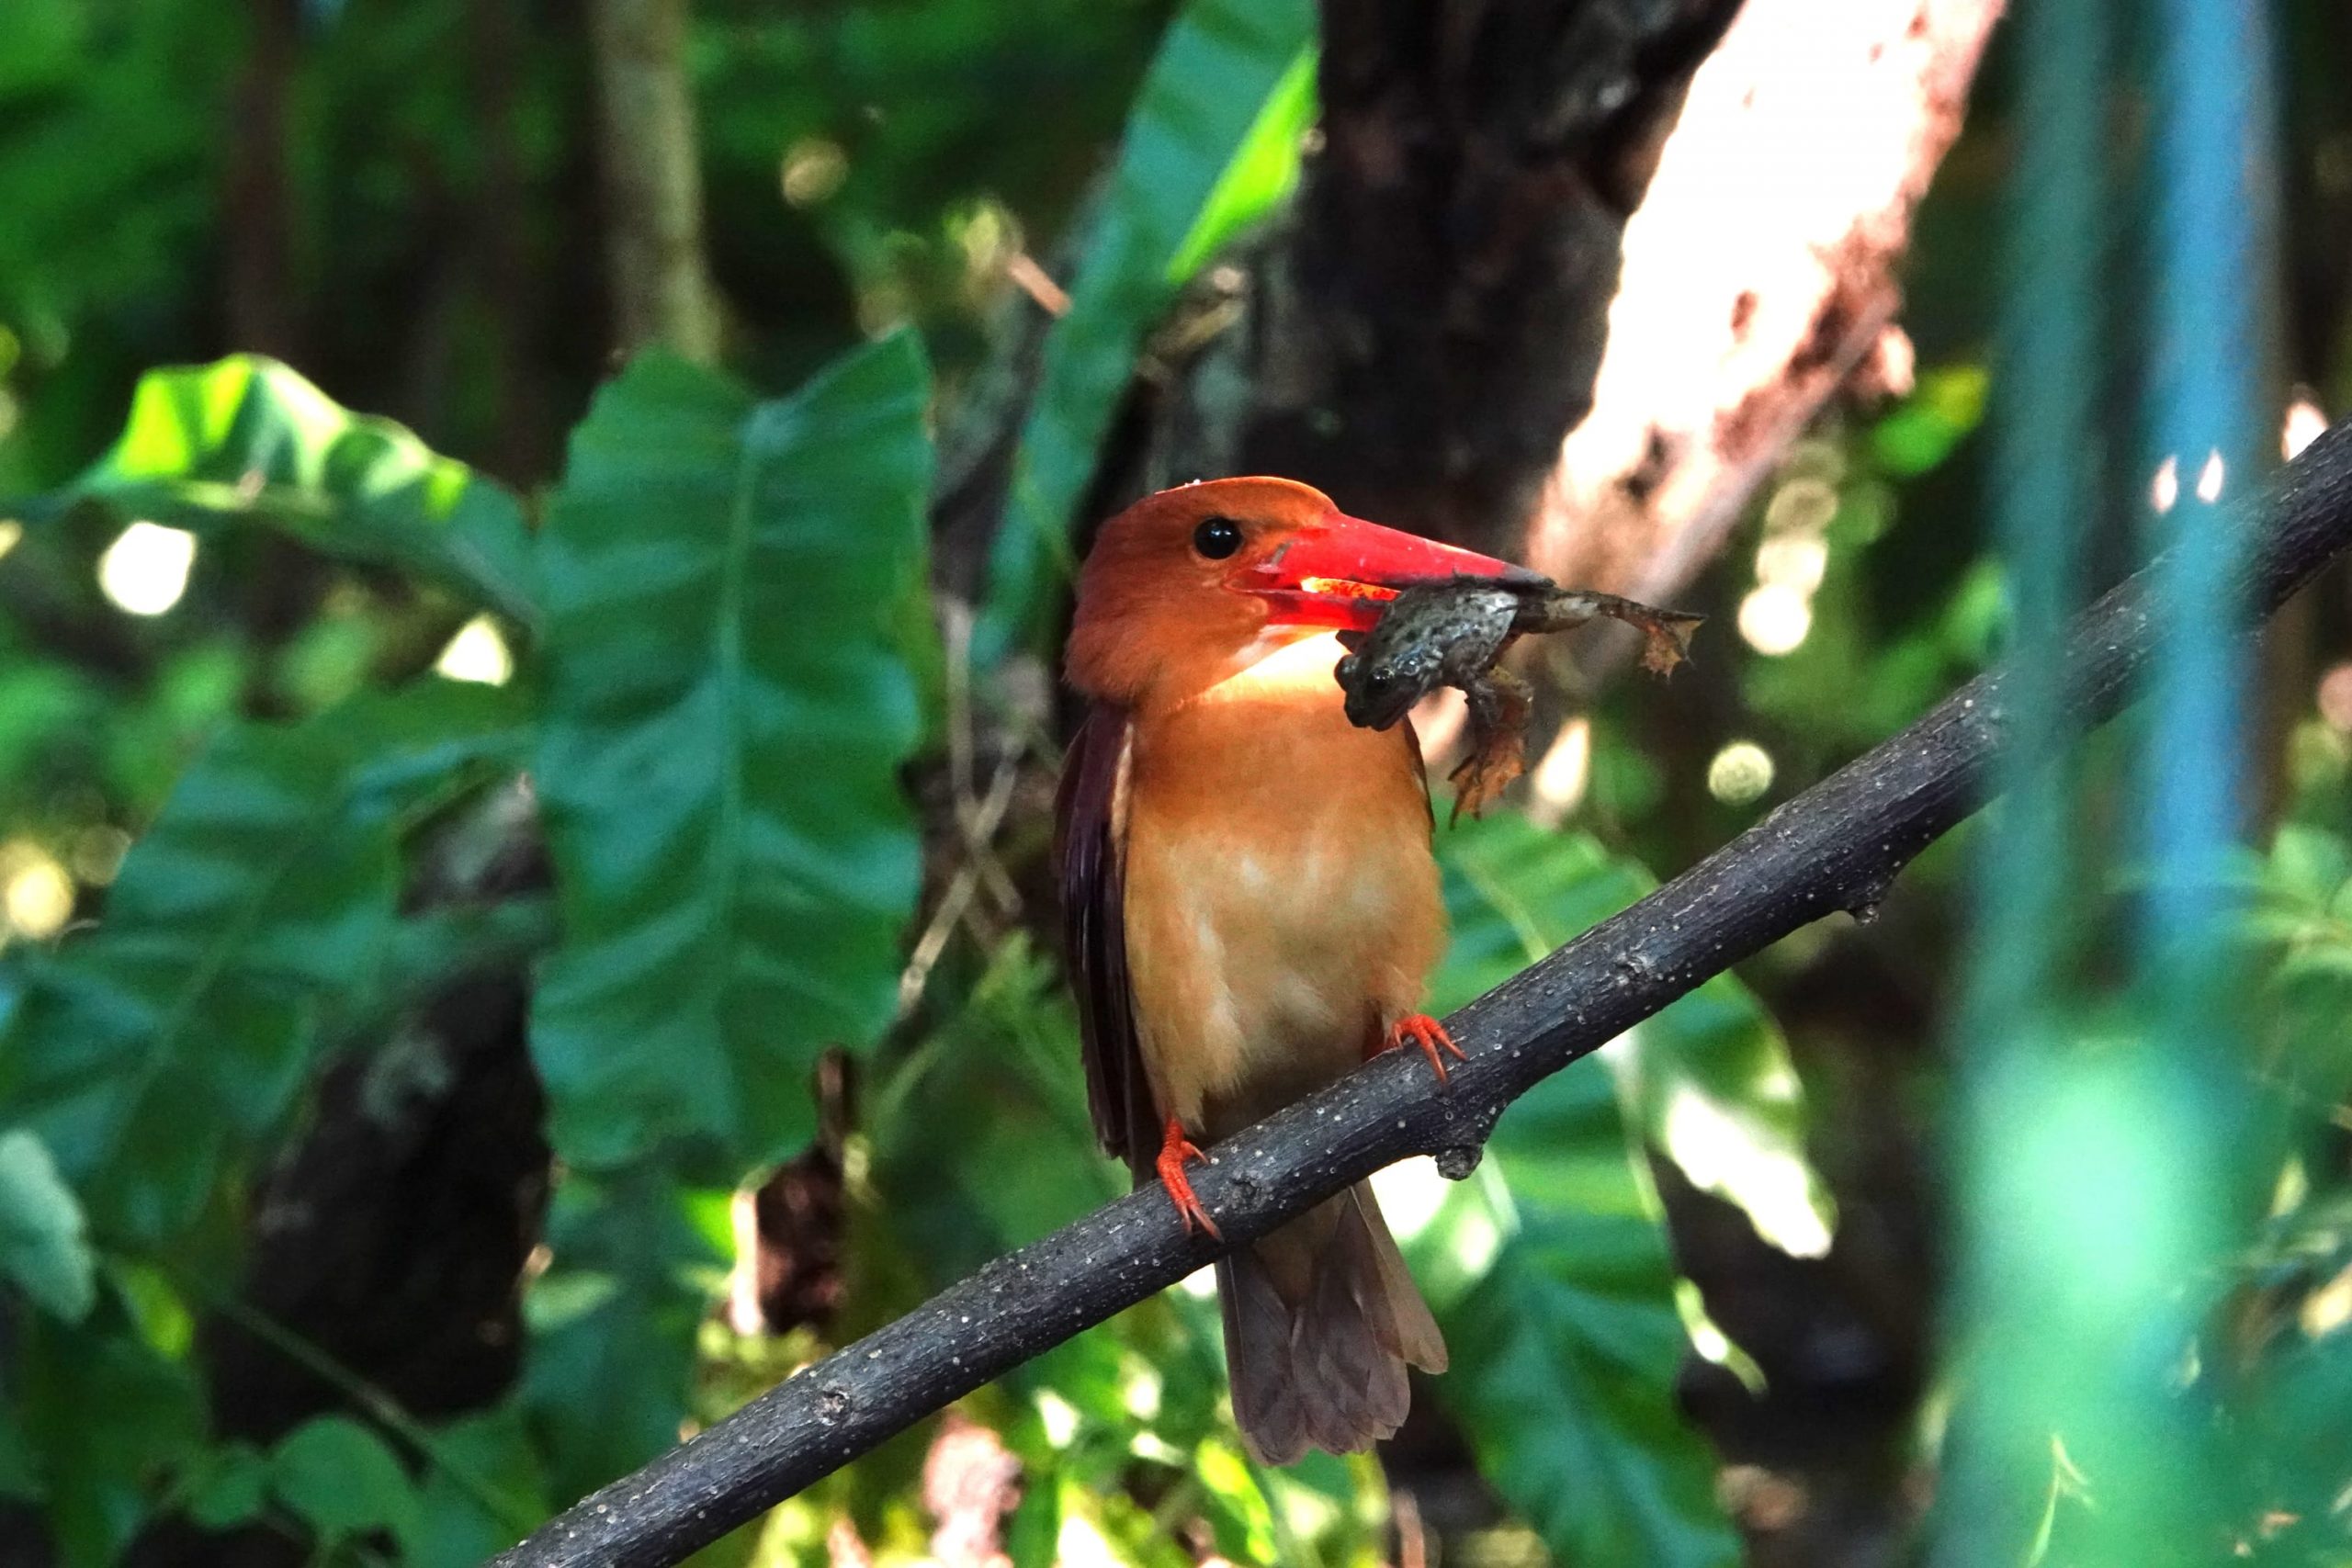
[[1238, 513, 1551, 632]]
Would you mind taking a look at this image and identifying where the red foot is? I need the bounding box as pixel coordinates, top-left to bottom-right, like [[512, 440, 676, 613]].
[[1156, 1117, 1222, 1240], [1379, 1012, 1468, 1086]]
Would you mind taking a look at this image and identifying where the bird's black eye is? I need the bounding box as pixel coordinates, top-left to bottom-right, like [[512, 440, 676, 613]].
[[1193, 516, 1244, 559]]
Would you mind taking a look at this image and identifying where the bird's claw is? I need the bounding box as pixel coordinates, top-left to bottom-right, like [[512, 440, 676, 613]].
[[1156, 1118, 1221, 1239], [1382, 1012, 1466, 1085]]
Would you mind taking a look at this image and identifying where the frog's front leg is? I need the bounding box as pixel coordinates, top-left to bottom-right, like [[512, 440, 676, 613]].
[[1446, 668, 1535, 821]]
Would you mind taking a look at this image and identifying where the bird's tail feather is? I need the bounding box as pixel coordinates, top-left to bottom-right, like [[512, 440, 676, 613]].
[[1216, 1180, 1447, 1466]]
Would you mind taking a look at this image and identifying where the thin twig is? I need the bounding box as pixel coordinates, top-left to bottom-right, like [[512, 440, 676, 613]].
[[491, 417, 2352, 1568]]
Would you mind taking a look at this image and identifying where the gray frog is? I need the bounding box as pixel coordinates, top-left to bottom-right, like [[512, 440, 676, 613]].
[[1336, 578, 1702, 818]]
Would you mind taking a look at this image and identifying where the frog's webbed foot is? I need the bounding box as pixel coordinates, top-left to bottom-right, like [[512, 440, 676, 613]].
[[1446, 670, 1534, 822], [1604, 601, 1704, 675]]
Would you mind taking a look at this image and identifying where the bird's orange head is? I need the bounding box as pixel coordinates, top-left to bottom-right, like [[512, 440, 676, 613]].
[[1065, 476, 1545, 708]]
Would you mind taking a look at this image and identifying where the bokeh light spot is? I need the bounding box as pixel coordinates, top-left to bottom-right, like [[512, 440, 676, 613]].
[[1707, 739, 1777, 805], [780, 138, 847, 207], [1, 841, 74, 940], [1737, 584, 1811, 656], [97, 522, 197, 615], [435, 615, 514, 685], [2283, 396, 2328, 460]]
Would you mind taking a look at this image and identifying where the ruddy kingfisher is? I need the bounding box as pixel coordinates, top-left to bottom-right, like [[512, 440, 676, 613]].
[[1054, 476, 1546, 1463]]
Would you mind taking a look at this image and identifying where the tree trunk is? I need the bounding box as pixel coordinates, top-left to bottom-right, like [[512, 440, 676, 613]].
[[588, 0, 723, 365]]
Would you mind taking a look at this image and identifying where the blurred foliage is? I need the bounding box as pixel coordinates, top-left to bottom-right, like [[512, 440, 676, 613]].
[[2, 2, 2351, 1568], [0, 2, 1820, 1560], [974, 0, 1315, 660]]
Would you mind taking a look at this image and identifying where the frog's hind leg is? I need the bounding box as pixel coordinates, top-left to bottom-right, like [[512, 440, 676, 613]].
[[1446, 669, 1533, 821]]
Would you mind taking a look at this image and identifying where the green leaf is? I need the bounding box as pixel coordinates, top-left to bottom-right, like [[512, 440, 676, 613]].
[[180, 1441, 269, 1531], [519, 1166, 722, 1502], [410, 1405, 549, 1568], [17, 1307, 206, 1568], [1871, 363, 1989, 478], [269, 1416, 422, 1550], [1162, 49, 1318, 284], [869, 936, 1122, 1277], [1395, 815, 1774, 1566], [0, 681, 530, 1240], [0, 660, 101, 800], [1408, 1066, 1740, 1568], [974, 0, 1317, 661], [0, 1127, 94, 1320], [0, 1397, 36, 1503], [36, 355, 537, 627], [530, 335, 933, 1169], [1435, 812, 1832, 1257], [2266, 823, 2352, 911]]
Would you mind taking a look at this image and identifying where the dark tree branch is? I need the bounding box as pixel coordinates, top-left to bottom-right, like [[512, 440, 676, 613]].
[[491, 417, 2352, 1568]]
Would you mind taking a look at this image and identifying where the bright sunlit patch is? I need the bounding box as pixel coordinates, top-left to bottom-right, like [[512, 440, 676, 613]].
[[97, 522, 197, 615], [1706, 739, 1775, 805], [2271, 1157, 2311, 1219], [1178, 1263, 1217, 1300], [2320, 665, 2352, 734], [1755, 533, 1827, 594], [1, 841, 74, 940], [1685, 1306, 1734, 1366], [1736, 583, 1811, 656], [726, 1187, 763, 1337], [1121, 1361, 1162, 1421], [1660, 1084, 1833, 1258], [1369, 1156, 1452, 1241], [2301, 1263, 2352, 1339], [2151, 455, 2180, 514], [0, 520, 20, 562], [435, 614, 514, 685], [2196, 449, 2226, 503], [2284, 397, 2329, 460], [1528, 714, 1591, 827], [780, 138, 847, 207], [1056, 1508, 1123, 1568], [1035, 1389, 1080, 1449], [1675, 1278, 1764, 1394]]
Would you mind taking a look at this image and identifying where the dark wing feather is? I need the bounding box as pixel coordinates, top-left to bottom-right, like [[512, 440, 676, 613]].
[[1052, 701, 1159, 1184]]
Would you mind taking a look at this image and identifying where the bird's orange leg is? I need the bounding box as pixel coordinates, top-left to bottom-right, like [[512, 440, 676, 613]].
[[1375, 1012, 1468, 1086], [1155, 1117, 1221, 1239]]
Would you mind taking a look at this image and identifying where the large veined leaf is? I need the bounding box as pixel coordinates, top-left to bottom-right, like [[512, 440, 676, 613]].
[[1373, 814, 1813, 1568], [1436, 812, 1832, 1258], [530, 334, 933, 1170], [973, 0, 1317, 662], [518, 1168, 722, 1504], [268, 1416, 424, 1554], [28, 355, 537, 627], [411, 1404, 552, 1568], [1404, 1066, 1741, 1568], [0, 681, 530, 1241]]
